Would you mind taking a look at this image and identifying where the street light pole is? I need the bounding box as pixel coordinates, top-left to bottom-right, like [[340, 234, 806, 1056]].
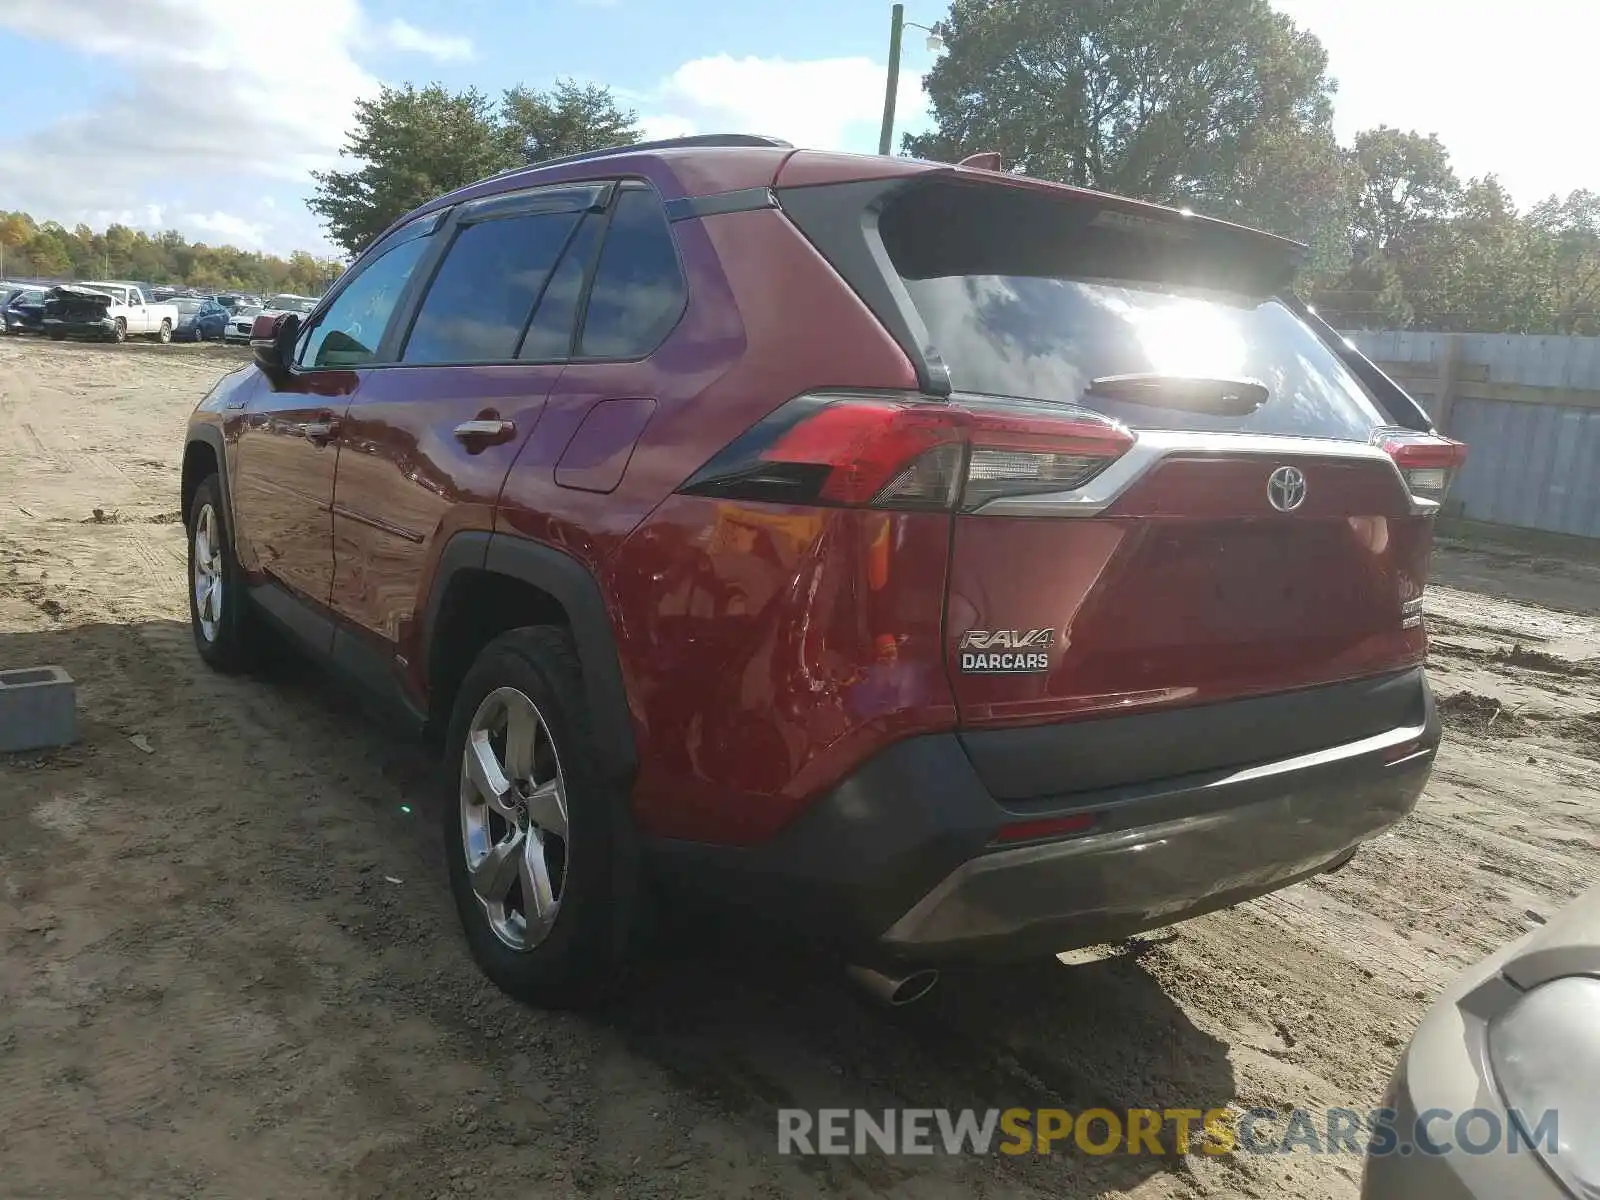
[[878, 3, 905, 156]]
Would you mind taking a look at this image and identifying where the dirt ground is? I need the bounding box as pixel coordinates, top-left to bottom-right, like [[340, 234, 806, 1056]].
[[2, 337, 1597, 1200]]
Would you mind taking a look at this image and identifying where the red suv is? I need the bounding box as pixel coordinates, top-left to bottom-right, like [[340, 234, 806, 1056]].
[[182, 134, 1460, 1008]]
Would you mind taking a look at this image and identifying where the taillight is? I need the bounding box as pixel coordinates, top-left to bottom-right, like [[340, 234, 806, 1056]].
[[1373, 429, 1468, 505], [678, 391, 1134, 512]]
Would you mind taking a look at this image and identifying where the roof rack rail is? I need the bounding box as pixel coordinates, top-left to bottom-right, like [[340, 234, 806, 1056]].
[[492, 133, 794, 178]]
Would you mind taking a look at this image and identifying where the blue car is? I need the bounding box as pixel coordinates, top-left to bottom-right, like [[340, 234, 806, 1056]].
[[173, 297, 229, 342], [3, 285, 47, 334]]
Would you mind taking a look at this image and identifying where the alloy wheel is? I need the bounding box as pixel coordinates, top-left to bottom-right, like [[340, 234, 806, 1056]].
[[459, 686, 569, 951], [192, 503, 223, 642]]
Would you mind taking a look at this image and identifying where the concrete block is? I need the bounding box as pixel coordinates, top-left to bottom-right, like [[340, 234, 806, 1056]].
[[0, 665, 77, 753]]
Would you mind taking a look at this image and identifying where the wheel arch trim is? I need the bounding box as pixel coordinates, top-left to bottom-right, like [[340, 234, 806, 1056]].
[[422, 531, 638, 783], [182, 422, 231, 527]]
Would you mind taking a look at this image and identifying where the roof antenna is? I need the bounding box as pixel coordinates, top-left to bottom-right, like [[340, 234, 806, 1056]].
[[957, 151, 1003, 171]]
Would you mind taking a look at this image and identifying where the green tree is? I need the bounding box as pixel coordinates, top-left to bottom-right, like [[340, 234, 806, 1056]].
[[1525, 190, 1600, 334], [500, 79, 639, 165], [905, 0, 1338, 209], [0, 210, 342, 295], [308, 84, 511, 257], [1310, 127, 1464, 327], [1220, 126, 1361, 289], [307, 79, 640, 258], [1349, 127, 1460, 258], [1403, 177, 1544, 332], [25, 227, 72, 277]]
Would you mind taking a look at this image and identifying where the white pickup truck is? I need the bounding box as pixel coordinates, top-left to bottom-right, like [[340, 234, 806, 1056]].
[[42, 282, 181, 343]]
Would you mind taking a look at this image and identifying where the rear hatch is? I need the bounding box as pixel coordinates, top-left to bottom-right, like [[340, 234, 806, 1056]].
[[778, 170, 1459, 769], [45, 286, 113, 321]]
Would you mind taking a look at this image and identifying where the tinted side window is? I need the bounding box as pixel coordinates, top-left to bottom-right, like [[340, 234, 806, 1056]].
[[298, 234, 432, 369], [577, 188, 685, 359], [518, 214, 602, 362], [402, 211, 579, 364]]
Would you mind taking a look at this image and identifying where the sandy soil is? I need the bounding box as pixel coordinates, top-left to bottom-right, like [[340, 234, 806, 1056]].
[[2, 336, 1597, 1200]]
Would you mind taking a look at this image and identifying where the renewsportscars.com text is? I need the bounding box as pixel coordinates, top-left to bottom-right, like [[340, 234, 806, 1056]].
[[777, 1106, 1560, 1158]]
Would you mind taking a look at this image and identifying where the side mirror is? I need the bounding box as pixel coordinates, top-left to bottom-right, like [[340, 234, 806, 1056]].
[[251, 312, 300, 381]]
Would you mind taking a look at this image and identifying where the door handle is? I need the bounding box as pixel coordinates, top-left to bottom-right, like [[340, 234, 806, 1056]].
[[301, 419, 341, 445], [453, 419, 516, 445]]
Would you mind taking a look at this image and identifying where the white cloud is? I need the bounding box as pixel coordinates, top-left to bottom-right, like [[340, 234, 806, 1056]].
[[641, 54, 928, 153], [0, 0, 375, 251], [382, 18, 474, 62], [0, 8, 930, 258], [183, 211, 270, 248], [637, 114, 699, 142]]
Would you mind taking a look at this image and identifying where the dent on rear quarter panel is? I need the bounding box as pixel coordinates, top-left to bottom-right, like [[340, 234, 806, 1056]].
[[610, 499, 957, 845], [600, 206, 947, 846]]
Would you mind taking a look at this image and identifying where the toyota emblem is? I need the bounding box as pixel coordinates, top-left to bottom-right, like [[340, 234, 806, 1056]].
[[1266, 465, 1307, 513]]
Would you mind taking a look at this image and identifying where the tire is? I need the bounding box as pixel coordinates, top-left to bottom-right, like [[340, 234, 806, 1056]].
[[156, 319, 172, 344], [186, 474, 259, 672], [443, 626, 639, 1009], [49, 332, 64, 341], [112, 318, 127, 344]]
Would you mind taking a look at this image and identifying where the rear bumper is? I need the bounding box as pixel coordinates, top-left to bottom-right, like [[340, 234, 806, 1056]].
[[653, 668, 1438, 964], [43, 317, 116, 339]]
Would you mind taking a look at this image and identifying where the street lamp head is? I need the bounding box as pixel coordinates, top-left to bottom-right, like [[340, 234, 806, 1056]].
[[925, 32, 945, 52]]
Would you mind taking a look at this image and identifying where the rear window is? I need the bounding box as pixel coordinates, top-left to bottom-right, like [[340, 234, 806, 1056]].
[[883, 183, 1385, 440], [900, 276, 1386, 439]]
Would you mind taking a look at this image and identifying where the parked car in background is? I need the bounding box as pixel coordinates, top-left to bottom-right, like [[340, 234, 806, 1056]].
[[173, 297, 230, 342], [263, 293, 318, 316], [44, 282, 180, 342], [180, 135, 1464, 1010], [222, 305, 264, 343], [1364, 880, 1600, 1198], [3, 285, 47, 334]]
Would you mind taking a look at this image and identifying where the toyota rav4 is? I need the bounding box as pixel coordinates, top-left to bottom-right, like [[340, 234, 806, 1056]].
[[181, 134, 1460, 1008]]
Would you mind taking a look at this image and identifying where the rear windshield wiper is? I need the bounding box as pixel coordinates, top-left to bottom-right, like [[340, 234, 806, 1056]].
[[1085, 373, 1268, 416]]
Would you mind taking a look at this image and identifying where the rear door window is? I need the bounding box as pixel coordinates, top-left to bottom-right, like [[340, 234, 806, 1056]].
[[576, 187, 686, 359], [402, 209, 580, 364]]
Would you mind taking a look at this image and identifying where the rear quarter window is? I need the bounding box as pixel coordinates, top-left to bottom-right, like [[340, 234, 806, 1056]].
[[577, 188, 686, 360]]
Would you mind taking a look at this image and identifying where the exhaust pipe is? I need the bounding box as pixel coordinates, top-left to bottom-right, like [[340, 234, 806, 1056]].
[[846, 964, 940, 1007]]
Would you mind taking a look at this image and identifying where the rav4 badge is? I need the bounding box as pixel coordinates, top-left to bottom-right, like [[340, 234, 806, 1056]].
[[958, 628, 1056, 673]]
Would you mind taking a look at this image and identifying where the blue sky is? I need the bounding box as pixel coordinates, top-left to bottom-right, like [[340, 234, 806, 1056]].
[[0, 0, 1589, 257]]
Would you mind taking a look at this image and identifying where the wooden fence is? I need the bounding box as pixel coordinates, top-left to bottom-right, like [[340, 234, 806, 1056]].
[[1346, 331, 1600, 539]]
